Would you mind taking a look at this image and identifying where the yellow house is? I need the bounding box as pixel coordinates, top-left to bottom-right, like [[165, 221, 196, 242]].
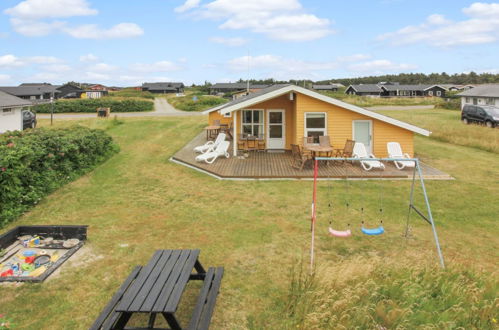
[[203, 85, 430, 157]]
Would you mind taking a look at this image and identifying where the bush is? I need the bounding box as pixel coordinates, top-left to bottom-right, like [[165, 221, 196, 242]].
[[168, 95, 227, 112], [0, 127, 118, 227], [34, 98, 154, 113], [435, 98, 461, 110], [107, 88, 155, 99]]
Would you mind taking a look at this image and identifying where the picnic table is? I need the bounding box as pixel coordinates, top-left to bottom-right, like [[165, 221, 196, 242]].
[[90, 249, 224, 330], [204, 126, 220, 140]]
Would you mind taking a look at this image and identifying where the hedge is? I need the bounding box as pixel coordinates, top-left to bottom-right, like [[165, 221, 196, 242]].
[[0, 127, 119, 227], [168, 95, 227, 112], [34, 98, 154, 113]]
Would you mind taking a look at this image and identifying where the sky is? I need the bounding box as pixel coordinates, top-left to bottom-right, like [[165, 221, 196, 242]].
[[1, 0, 499, 86]]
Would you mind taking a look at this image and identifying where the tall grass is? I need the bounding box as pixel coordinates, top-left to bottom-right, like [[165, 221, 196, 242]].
[[321, 91, 441, 107], [252, 258, 499, 329], [378, 109, 499, 154], [107, 88, 155, 99], [168, 94, 227, 111]]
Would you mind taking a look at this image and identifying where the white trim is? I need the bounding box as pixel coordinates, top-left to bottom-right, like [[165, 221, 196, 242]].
[[233, 110, 237, 156], [267, 109, 286, 149], [208, 85, 431, 136], [304, 112, 327, 144], [423, 84, 445, 91], [352, 120, 373, 154], [240, 109, 264, 136]]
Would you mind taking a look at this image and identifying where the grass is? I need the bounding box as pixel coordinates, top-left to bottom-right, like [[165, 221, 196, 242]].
[[321, 90, 443, 107], [107, 88, 155, 99], [167, 94, 227, 112], [377, 108, 499, 154], [0, 111, 498, 329]]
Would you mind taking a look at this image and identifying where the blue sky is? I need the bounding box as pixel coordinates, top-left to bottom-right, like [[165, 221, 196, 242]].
[[1, 0, 499, 86]]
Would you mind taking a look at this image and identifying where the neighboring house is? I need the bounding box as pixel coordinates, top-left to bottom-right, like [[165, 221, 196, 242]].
[[203, 84, 430, 157], [345, 84, 446, 97], [88, 84, 108, 91], [82, 90, 109, 99], [380, 84, 446, 97], [345, 84, 382, 96], [209, 83, 269, 95], [457, 84, 499, 109], [440, 84, 475, 92], [0, 83, 60, 102], [142, 82, 184, 94], [0, 90, 32, 133], [57, 83, 84, 98]]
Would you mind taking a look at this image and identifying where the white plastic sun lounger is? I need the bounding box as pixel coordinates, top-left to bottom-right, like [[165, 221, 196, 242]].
[[387, 142, 415, 170], [195, 141, 230, 164], [353, 142, 385, 171], [194, 133, 226, 154]]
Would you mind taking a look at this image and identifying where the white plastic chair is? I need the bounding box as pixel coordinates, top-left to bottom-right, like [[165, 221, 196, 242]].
[[352, 142, 385, 171], [195, 141, 230, 164], [387, 142, 415, 170], [194, 133, 226, 153]]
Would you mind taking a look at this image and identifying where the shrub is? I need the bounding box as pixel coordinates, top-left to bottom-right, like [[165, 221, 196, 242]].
[[34, 99, 154, 113], [168, 95, 227, 112], [0, 127, 118, 227], [107, 88, 155, 99], [435, 98, 461, 110]]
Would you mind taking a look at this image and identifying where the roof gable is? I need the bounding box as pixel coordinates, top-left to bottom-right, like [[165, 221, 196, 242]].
[[0, 90, 32, 108], [203, 84, 430, 136]]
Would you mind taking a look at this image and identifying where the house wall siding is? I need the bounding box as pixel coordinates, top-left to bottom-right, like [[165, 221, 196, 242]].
[[0, 107, 23, 133], [295, 93, 414, 157]]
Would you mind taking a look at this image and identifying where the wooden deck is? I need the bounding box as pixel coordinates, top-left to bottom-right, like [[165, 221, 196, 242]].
[[171, 133, 453, 180]]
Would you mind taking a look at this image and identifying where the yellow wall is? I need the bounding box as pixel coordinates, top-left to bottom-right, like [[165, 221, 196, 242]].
[[207, 92, 415, 156], [294, 93, 413, 157]]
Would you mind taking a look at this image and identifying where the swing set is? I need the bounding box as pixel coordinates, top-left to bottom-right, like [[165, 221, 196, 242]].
[[309, 156, 445, 271]]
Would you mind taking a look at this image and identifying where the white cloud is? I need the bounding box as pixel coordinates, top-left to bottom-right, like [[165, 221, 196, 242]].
[[64, 23, 144, 39], [336, 54, 372, 62], [0, 54, 24, 68], [209, 36, 247, 46], [175, 0, 202, 13], [44, 64, 72, 72], [378, 2, 499, 47], [80, 54, 99, 62], [26, 56, 62, 64], [4, 0, 97, 20], [348, 59, 417, 74], [131, 60, 183, 73], [176, 0, 333, 41], [5, 0, 143, 39], [0, 74, 11, 83]]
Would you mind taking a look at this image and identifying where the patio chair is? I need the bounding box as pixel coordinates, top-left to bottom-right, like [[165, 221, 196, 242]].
[[194, 133, 226, 153], [319, 136, 333, 157], [291, 144, 312, 170], [387, 142, 415, 170], [352, 142, 385, 171], [195, 141, 230, 164]]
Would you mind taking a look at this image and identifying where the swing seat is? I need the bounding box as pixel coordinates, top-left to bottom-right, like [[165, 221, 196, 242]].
[[361, 226, 384, 236], [329, 227, 352, 237]]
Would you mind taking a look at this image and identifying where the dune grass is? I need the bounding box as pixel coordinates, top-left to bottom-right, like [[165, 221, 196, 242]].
[[167, 94, 227, 112], [321, 91, 442, 107], [377, 108, 499, 154], [0, 114, 497, 329]]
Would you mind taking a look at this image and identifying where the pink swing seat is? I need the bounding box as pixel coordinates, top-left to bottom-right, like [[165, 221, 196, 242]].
[[328, 227, 352, 237]]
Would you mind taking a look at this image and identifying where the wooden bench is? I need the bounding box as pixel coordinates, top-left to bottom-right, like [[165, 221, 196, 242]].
[[90, 250, 223, 330]]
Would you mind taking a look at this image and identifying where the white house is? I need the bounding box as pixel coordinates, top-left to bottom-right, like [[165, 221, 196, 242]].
[[457, 84, 499, 109], [0, 90, 32, 133]]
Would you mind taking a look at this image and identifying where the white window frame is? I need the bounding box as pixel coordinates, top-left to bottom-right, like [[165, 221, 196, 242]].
[[304, 112, 327, 144], [241, 109, 264, 137], [411, 91, 417, 96], [428, 90, 433, 96], [2, 108, 13, 115], [436, 90, 442, 97], [352, 120, 373, 154], [223, 112, 232, 118]]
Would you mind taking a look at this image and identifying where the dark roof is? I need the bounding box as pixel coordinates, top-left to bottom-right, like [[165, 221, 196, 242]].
[[347, 84, 382, 93], [312, 84, 338, 90], [142, 82, 184, 91], [210, 83, 270, 90], [0, 90, 32, 108], [457, 84, 499, 97], [206, 84, 290, 112], [0, 85, 60, 97], [381, 84, 443, 92]]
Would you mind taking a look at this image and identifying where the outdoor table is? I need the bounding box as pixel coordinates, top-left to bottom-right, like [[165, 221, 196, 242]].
[[204, 125, 220, 140], [114, 249, 207, 330], [305, 145, 334, 158]]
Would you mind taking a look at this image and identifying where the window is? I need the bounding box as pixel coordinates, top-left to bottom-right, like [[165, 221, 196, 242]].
[[223, 112, 232, 118], [2, 108, 13, 115], [473, 98, 478, 105], [436, 90, 442, 97], [305, 113, 326, 143], [466, 97, 471, 103], [428, 91, 434, 96], [411, 91, 417, 96], [242, 110, 263, 137], [486, 98, 495, 105]]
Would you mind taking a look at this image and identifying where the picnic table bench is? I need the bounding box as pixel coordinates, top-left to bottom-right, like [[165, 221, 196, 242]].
[[90, 249, 224, 330]]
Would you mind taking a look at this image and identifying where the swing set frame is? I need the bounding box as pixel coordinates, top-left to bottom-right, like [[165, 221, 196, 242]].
[[310, 157, 445, 272]]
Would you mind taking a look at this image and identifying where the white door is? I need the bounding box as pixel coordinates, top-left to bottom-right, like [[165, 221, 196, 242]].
[[353, 120, 373, 153], [267, 110, 285, 149]]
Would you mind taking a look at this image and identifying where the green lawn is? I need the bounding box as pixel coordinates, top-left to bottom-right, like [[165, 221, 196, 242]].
[[0, 112, 498, 329]]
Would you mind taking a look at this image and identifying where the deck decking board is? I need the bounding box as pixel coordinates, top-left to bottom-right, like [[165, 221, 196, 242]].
[[173, 133, 452, 180]]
